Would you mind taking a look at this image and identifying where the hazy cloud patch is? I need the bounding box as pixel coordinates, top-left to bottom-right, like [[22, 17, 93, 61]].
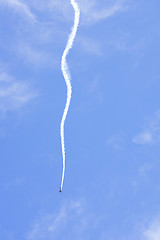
[[26, 200, 88, 240], [16, 43, 57, 68], [0, 71, 38, 113], [107, 133, 125, 150], [133, 131, 153, 145], [143, 218, 160, 240], [133, 112, 160, 145], [26, 199, 102, 240]]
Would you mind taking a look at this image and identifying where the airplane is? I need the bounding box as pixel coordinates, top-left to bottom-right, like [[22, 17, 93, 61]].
[[59, 187, 62, 193]]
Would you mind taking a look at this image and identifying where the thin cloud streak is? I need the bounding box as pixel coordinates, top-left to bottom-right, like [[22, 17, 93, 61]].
[[0, 0, 36, 21], [78, 0, 127, 24]]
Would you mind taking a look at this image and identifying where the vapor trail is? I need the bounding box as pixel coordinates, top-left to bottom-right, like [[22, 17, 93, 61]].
[[60, 0, 80, 191]]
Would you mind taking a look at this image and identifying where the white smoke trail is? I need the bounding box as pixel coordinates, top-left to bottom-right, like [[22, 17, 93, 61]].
[[60, 0, 80, 191]]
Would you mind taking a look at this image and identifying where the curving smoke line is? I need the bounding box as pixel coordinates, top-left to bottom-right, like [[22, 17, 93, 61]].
[[60, 0, 80, 192]]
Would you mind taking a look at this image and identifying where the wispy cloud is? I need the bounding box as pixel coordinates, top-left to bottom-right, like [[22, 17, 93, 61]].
[[0, 71, 38, 113], [78, 0, 127, 24], [0, 0, 62, 69], [26, 200, 88, 240], [0, 0, 128, 70], [0, 0, 36, 21], [27, 206, 67, 240], [143, 218, 160, 240], [26, 0, 71, 22], [133, 111, 160, 145], [77, 36, 102, 55], [16, 43, 57, 68], [26, 0, 127, 25], [107, 133, 125, 150], [26, 199, 103, 240]]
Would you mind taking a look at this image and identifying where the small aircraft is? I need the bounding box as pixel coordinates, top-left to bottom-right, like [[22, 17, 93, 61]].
[[59, 187, 62, 193]]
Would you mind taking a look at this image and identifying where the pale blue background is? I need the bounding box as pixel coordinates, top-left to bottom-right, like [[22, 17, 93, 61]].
[[0, 0, 160, 239]]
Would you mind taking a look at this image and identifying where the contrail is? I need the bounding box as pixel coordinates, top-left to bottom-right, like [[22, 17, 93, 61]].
[[60, 0, 80, 192]]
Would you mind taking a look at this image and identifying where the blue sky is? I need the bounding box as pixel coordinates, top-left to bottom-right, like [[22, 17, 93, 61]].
[[0, 0, 160, 239]]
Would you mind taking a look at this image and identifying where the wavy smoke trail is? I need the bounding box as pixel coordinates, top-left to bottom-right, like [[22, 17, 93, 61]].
[[60, 0, 80, 191]]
